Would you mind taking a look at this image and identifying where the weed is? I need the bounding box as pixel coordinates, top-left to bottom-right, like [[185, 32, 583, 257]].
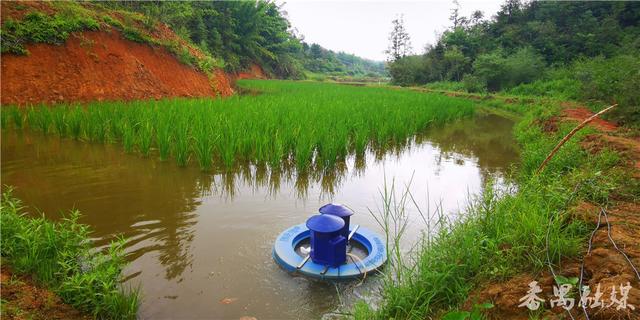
[[1, 187, 139, 319]]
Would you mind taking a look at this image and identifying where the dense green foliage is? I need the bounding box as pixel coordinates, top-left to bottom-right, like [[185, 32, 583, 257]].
[[0, 4, 100, 55], [354, 100, 636, 319], [97, 1, 385, 79], [301, 42, 385, 78], [509, 54, 640, 125], [390, 1, 640, 87], [0, 188, 139, 319], [99, 1, 305, 78], [388, 1, 640, 124], [2, 80, 473, 171]]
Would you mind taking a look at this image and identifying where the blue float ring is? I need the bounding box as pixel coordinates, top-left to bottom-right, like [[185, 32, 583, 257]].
[[272, 223, 386, 279]]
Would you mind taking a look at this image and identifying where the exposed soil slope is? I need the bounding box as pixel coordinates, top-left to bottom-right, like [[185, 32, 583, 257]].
[[0, 1, 234, 106], [1, 265, 90, 320], [1, 30, 229, 106]]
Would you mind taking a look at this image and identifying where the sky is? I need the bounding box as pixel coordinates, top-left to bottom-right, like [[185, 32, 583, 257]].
[[281, 0, 504, 61]]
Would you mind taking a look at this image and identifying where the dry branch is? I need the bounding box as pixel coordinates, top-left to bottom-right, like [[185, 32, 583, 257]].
[[536, 104, 617, 174]]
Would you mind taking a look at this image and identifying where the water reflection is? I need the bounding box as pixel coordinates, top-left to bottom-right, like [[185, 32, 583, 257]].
[[1, 112, 518, 319]]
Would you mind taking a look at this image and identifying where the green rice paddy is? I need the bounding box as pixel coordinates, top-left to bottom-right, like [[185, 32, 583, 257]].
[[2, 80, 474, 171]]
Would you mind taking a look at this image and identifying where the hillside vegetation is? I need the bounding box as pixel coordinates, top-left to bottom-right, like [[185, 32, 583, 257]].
[[388, 1, 640, 125]]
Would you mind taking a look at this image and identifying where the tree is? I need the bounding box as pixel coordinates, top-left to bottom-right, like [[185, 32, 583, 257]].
[[385, 15, 412, 62], [449, 0, 468, 28]]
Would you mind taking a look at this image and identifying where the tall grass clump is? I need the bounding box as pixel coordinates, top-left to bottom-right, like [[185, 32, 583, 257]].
[[0, 187, 139, 319], [355, 102, 632, 319], [5, 80, 474, 171]]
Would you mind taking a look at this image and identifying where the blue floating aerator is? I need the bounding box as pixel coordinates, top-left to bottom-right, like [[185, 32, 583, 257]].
[[319, 203, 354, 239], [306, 214, 346, 268]]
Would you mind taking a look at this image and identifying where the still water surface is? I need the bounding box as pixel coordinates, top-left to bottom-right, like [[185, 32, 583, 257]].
[[1, 113, 518, 319]]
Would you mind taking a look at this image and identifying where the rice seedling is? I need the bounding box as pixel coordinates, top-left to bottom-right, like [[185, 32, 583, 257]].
[[173, 118, 191, 167], [5, 80, 475, 171], [137, 119, 153, 156], [66, 107, 84, 140], [122, 122, 136, 153], [191, 118, 216, 170], [155, 113, 173, 161], [0, 109, 7, 129], [10, 107, 24, 129], [52, 106, 67, 137]]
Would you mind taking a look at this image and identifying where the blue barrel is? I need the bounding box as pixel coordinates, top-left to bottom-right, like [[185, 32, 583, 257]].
[[306, 214, 346, 267], [319, 203, 354, 239]]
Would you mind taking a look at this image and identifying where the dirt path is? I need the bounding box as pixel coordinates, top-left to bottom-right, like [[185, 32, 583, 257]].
[[1, 265, 90, 320], [466, 107, 640, 319]]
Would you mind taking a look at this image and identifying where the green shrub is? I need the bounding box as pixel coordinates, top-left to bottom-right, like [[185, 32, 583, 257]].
[[103, 14, 124, 29], [508, 78, 581, 100], [1, 10, 100, 55], [424, 81, 466, 92], [471, 48, 545, 92], [122, 26, 149, 44], [573, 54, 640, 126], [462, 74, 487, 93]]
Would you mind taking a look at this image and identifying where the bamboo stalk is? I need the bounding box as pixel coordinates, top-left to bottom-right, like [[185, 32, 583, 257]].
[[536, 104, 617, 175]]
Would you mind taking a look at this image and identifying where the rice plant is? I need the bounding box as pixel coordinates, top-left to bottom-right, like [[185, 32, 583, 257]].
[[5, 80, 475, 171], [173, 117, 191, 167], [138, 119, 153, 156], [122, 122, 136, 153], [155, 114, 173, 161], [66, 106, 84, 140], [10, 107, 24, 129], [192, 118, 216, 170], [52, 106, 67, 137]]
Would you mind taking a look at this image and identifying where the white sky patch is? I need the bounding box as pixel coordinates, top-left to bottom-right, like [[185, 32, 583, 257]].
[[281, 0, 503, 61]]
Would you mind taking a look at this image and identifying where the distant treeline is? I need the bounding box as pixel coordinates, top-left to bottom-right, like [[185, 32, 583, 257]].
[[301, 43, 385, 77], [100, 1, 385, 79], [388, 0, 639, 124]]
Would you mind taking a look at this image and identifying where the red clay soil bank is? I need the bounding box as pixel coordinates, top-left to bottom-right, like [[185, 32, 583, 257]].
[[1, 29, 233, 106], [1, 265, 90, 320]]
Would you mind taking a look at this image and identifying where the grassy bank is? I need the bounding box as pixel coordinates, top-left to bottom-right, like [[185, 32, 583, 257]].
[[2, 80, 474, 171], [0, 187, 139, 319], [354, 100, 637, 319]]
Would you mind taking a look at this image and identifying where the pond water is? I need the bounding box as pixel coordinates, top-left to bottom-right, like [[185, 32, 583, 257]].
[[1, 112, 518, 319]]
